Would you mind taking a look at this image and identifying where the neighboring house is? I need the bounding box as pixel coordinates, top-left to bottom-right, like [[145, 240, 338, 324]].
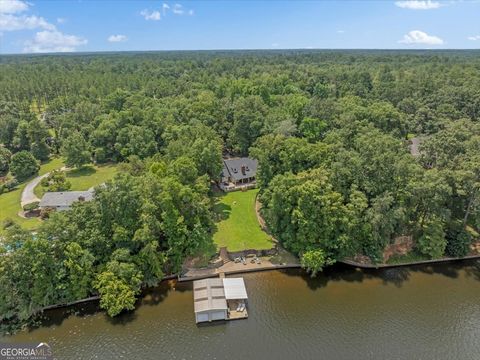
[[39, 190, 94, 211], [220, 157, 258, 191]]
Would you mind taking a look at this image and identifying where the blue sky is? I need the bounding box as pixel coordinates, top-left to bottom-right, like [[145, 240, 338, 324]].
[[1, 0, 479, 54]]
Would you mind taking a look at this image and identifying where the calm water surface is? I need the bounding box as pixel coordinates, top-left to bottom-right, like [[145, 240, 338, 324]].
[[3, 261, 480, 360]]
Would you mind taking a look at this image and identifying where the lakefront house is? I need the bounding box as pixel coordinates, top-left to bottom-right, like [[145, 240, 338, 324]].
[[219, 157, 258, 191]]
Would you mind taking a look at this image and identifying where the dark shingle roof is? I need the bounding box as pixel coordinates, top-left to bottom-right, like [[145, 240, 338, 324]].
[[223, 157, 258, 181]]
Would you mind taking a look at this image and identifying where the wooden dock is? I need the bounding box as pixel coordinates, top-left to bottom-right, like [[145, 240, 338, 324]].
[[226, 298, 248, 320], [227, 308, 248, 320]]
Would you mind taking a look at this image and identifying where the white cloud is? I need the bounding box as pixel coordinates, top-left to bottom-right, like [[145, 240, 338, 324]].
[[23, 30, 87, 53], [57, 17, 66, 24], [337, 30, 345, 34], [162, 3, 170, 15], [108, 34, 127, 42], [395, 0, 442, 9], [0, 0, 56, 32], [158, 3, 193, 17], [467, 35, 480, 41], [399, 30, 444, 45], [0, 13, 56, 31], [271, 43, 279, 48], [0, 1, 87, 53], [172, 4, 184, 15], [141, 9, 161, 20], [0, 0, 29, 14]]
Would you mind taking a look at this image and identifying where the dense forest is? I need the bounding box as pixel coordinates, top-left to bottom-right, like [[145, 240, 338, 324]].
[[0, 50, 479, 331]]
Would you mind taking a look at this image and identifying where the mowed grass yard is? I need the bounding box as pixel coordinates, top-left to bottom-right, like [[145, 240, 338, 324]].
[[0, 157, 64, 233], [34, 164, 119, 198], [213, 189, 273, 252], [0, 160, 118, 234]]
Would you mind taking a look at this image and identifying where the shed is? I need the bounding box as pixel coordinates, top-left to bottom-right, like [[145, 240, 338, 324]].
[[193, 278, 228, 323]]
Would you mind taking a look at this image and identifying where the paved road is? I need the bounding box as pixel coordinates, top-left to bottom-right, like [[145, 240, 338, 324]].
[[20, 166, 67, 207]]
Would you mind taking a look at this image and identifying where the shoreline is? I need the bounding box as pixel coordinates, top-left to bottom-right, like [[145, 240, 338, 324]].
[[178, 263, 301, 282], [340, 254, 480, 269], [37, 254, 480, 313]]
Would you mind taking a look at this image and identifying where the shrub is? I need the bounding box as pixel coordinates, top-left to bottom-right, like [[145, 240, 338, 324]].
[[2, 218, 15, 230], [40, 207, 54, 220], [0, 177, 18, 194], [417, 217, 447, 259], [446, 220, 472, 257], [23, 202, 40, 212], [301, 249, 335, 277], [41, 170, 71, 192], [0, 146, 12, 176], [5, 178, 18, 190]]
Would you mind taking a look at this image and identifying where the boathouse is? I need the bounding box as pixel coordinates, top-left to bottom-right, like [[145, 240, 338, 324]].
[[193, 277, 248, 323]]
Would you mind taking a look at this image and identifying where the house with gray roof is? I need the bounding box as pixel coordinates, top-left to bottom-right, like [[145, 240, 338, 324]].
[[220, 157, 258, 191], [39, 190, 94, 211]]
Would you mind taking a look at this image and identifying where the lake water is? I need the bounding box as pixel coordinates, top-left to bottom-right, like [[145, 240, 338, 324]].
[[3, 261, 480, 359]]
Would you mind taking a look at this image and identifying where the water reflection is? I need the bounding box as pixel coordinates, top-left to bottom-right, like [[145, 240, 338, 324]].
[[3, 260, 480, 360]]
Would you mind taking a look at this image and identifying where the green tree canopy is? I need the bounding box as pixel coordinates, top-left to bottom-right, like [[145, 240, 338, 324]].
[[9, 150, 39, 181]]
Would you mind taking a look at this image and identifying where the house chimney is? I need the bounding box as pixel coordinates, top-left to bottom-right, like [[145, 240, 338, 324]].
[[241, 165, 246, 175]]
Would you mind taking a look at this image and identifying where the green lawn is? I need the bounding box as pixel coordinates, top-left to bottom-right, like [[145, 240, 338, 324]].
[[34, 164, 119, 198], [213, 189, 274, 251], [0, 158, 64, 233]]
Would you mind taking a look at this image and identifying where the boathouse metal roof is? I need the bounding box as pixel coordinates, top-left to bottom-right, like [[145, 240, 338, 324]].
[[193, 278, 227, 313], [222, 278, 248, 300]]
